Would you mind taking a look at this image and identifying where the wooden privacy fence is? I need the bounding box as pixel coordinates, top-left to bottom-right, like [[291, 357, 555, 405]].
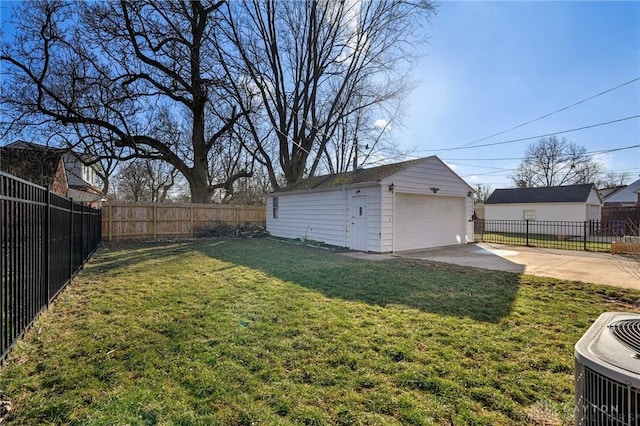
[[102, 202, 266, 241]]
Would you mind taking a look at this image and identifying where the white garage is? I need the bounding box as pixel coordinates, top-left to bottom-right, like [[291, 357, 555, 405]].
[[266, 156, 475, 253]]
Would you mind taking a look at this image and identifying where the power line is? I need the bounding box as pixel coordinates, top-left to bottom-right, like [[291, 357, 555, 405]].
[[455, 146, 640, 178], [456, 76, 640, 149], [587, 144, 640, 155], [441, 144, 640, 162], [448, 162, 510, 170], [442, 156, 523, 161], [460, 169, 517, 178], [424, 115, 640, 152]]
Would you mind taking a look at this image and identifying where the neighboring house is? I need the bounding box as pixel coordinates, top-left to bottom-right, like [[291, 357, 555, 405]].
[[0, 145, 69, 197], [3, 141, 104, 207], [597, 185, 625, 200], [266, 156, 475, 253], [602, 178, 640, 207], [484, 184, 602, 222], [62, 152, 104, 207]]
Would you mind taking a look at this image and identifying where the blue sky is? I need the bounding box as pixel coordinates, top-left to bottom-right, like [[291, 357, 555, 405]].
[[398, 1, 640, 189], [2, 1, 638, 190]]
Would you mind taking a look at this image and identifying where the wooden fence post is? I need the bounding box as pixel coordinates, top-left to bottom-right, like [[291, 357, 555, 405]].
[[153, 203, 157, 240], [190, 204, 194, 237], [108, 203, 113, 241]]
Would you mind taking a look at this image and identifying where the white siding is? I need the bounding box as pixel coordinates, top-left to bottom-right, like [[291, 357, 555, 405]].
[[586, 189, 602, 221], [587, 204, 601, 221], [380, 189, 395, 252], [381, 157, 472, 196], [267, 190, 347, 247], [485, 203, 587, 222], [380, 157, 474, 252], [266, 184, 383, 251]]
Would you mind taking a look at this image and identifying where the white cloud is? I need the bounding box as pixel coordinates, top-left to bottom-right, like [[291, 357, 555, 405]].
[[444, 161, 458, 171], [374, 119, 390, 130], [591, 153, 611, 169]]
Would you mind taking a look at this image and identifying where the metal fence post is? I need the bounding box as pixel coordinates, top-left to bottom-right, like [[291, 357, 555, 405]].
[[69, 198, 74, 281], [583, 221, 587, 251], [526, 219, 529, 246], [80, 204, 85, 263], [99, 208, 103, 247], [44, 186, 51, 307]]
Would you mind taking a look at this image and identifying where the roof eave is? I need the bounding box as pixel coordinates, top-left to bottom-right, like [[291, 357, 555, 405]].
[[268, 180, 382, 197]]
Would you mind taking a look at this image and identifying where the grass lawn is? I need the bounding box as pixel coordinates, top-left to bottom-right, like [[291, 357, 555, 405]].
[[1, 238, 639, 425]]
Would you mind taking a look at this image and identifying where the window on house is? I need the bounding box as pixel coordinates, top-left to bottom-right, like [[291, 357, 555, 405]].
[[82, 165, 94, 184], [523, 210, 535, 220], [272, 197, 279, 219]]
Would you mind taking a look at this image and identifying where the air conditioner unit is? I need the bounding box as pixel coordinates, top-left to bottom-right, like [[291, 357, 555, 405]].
[[575, 312, 640, 426]]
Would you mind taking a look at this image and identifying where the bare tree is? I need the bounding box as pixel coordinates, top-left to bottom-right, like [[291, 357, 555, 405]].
[[509, 136, 602, 188], [114, 161, 149, 202], [215, 0, 436, 188], [114, 159, 179, 202], [1, 0, 250, 202], [223, 164, 271, 205], [473, 184, 493, 204], [318, 103, 412, 174], [597, 171, 631, 189]]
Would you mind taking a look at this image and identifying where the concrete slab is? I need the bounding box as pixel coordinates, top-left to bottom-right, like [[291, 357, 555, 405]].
[[344, 243, 640, 290]]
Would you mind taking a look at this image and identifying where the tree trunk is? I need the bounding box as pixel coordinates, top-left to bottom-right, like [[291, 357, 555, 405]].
[[188, 173, 212, 203]]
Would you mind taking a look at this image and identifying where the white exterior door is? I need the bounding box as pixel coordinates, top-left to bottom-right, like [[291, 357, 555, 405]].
[[394, 194, 465, 251], [350, 195, 368, 251]]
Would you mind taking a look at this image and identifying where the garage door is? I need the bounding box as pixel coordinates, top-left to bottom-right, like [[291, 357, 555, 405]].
[[394, 194, 466, 251]]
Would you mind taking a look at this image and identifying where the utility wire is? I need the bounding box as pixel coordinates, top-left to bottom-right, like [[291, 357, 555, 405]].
[[424, 115, 640, 152], [442, 144, 640, 162], [456, 76, 640, 149], [454, 145, 640, 177], [587, 144, 640, 155]]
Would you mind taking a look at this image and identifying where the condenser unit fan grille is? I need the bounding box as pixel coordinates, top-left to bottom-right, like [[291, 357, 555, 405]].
[[610, 319, 640, 354], [578, 366, 639, 425]]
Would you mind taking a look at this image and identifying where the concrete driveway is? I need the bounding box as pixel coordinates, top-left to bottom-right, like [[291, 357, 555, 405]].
[[345, 243, 640, 290]]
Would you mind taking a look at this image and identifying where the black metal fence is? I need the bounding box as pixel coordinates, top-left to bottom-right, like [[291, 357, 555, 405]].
[[474, 219, 630, 252], [0, 171, 101, 360]]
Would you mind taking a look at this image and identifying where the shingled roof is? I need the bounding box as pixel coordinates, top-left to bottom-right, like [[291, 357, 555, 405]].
[[485, 184, 598, 204], [0, 145, 65, 187], [275, 157, 430, 192]]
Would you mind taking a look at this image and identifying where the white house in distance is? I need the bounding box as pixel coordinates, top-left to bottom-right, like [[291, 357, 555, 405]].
[[602, 178, 640, 207], [266, 156, 475, 253], [484, 184, 602, 222]]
